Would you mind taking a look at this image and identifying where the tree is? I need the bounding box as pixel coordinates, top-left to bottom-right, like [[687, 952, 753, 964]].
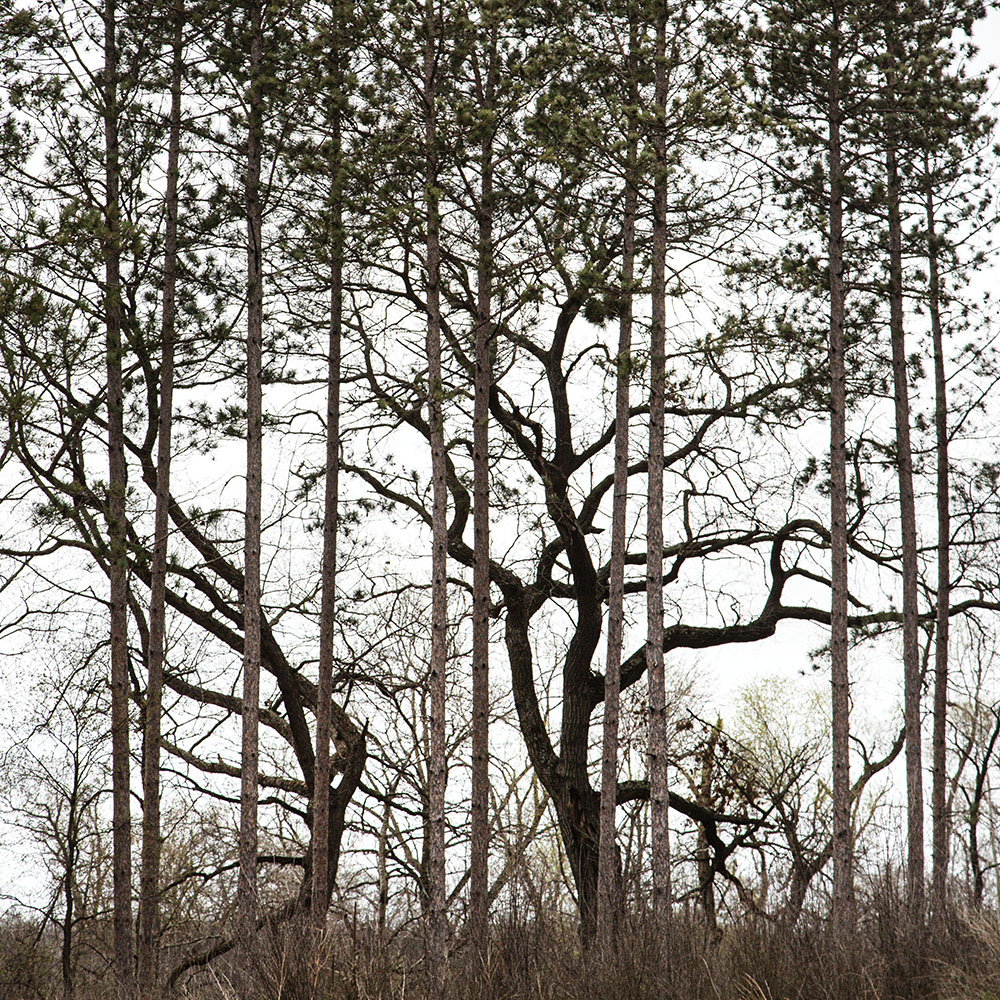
[[873, 0, 994, 914], [352, 0, 909, 939], [0, 0, 371, 976], [754, 0, 890, 930], [926, 149, 953, 921], [597, 3, 638, 945], [823, 0, 853, 934], [879, 21, 925, 916], [424, 0, 449, 978], [3, 0, 1000, 981], [646, 0, 671, 933], [138, 4, 184, 991], [311, 0, 348, 930], [238, 0, 265, 982], [101, 2, 135, 994], [947, 625, 1000, 908], [469, 0, 497, 956], [902, 0, 994, 915], [2, 661, 111, 1000]]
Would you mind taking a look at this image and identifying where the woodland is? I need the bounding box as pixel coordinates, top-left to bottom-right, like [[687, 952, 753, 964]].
[[1, 0, 999, 998]]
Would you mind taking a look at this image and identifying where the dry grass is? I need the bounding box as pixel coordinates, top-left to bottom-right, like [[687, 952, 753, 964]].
[[169, 904, 1000, 1000], [6, 895, 1000, 1000]]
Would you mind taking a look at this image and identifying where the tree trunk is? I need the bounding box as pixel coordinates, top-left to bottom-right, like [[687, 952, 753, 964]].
[[555, 783, 600, 937], [597, 17, 637, 943], [469, 22, 495, 960], [238, 0, 264, 985], [969, 795, 983, 907], [696, 723, 721, 940], [62, 776, 78, 1000], [827, 0, 853, 937], [377, 778, 397, 943], [139, 7, 183, 992], [885, 33, 924, 916], [646, 3, 671, 930], [424, 0, 448, 984], [927, 176, 950, 917], [311, 23, 346, 929], [103, 4, 134, 995]]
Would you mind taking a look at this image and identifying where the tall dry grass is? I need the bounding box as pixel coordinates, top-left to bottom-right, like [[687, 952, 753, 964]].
[[172, 902, 1000, 1000]]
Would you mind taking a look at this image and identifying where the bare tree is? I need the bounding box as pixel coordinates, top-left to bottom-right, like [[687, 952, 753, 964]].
[[3, 666, 110, 1000]]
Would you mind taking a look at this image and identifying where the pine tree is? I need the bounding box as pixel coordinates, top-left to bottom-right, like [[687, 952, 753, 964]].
[[424, 0, 449, 980], [754, 0, 888, 931], [311, 0, 349, 931], [881, 21, 925, 917], [102, 2, 135, 993], [238, 0, 265, 984], [597, 5, 638, 946], [825, 2, 853, 932], [646, 0, 671, 931], [874, 0, 994, 916], [469, 3, 495, 960], [138, 4, 184, 991]]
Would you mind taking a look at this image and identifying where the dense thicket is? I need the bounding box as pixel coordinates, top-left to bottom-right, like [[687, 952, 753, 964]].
[[1, 0, 999, 997]]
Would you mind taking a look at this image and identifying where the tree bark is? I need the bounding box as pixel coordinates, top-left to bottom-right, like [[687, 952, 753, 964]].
[[139, 6, 183, 992], [469, 21, 495, 961], [424, 0, 448, 984], [103, 3, 135, 995], [311, 16, 346, 929], [597, 16, 637, 944], [827, 0, 853, 936], [647, 2, 671, 932], [885, 31, 924, 916], [927, 177, 950, 917], [238, 0, 264, 986]]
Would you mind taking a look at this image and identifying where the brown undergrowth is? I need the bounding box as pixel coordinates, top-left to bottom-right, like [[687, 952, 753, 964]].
[[174, 903, 1000, 1000]]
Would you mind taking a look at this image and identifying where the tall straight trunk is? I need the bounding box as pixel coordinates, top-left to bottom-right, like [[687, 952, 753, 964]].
[[469, 24, 495, 959], [312, 22, 346, 929], [827, 0, 853, 936], [647, 4, 671, 930], [885, 36, 924, 915], [103, 4, 134, 996], [238, 0, 264, 982], [597, 16, 637, 944], [138, 7, 183, 992], [927, 177, 950, 916], [424, 0, 448, 981]]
